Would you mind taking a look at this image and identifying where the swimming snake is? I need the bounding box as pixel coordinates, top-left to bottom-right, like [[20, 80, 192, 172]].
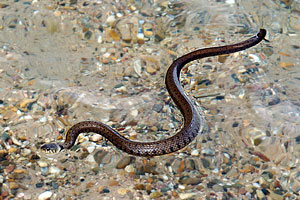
[[41, 29, 267, 157]]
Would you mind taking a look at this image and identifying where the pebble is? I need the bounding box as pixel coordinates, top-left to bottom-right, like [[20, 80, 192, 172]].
[[37, 161, 48, 168], [178, 192, 196, 199], [86, 145, 96, 153], [201, 148, 215, 156], [146, 66, 157, 74], [256, 189, 265, 198], [269, 191, 284, 200], [40, 167, 49, 175], [19, 98, 37, 108], [9, 182, 19, 189], [179, 177, 202, 185], [86, 154, 97, 164], [212, 184, 223, 192], [201, 158, 210, 168], [279, 62, 294, 69], [8, 147, 17, 153], [24, 193, 32, 200], [117, 188, 127, 195], [36, 182, 44, 188], [38, 191, 53, 200], [22, 148, 31, 157], [109, 180, 119, 186], [116, 156, 134, 169], [49, 166, 61, 176], [106, 15, 116, 27], [124, 164, 136, 173], [143, 23, 153, 37], [5, 165, 15, 173], [191, 149, 199, 156], [149, 191, 162, 198], [11, 136, 22, 146], [94, 150, 109, 165], [117, 22, 132, 42], [90, 134, 102, 142]]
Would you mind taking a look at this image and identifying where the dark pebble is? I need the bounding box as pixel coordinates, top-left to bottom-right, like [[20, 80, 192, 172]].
[[215, 95, 225, 100], [152, 104, 163, 113], [1, 133, 10, 141], [262, 171, 273, 179], [10, 189, 18, 195], [232, 122, 239, 127], [268, 97, 280, 106], [102, 188, 110, 193], [198, 79, 212, 86], [51, 182, 59, 189], [84, 31, 92, 40], [295, 135, 300, 144], [160, 186, 171, 193], [261, 188, 269, 195], [30, 154, 40, 160], [0, 4, 9, 8], [36, 183, 44, 188], [201, 158, 210, 168], [207, 179, 220, 188]]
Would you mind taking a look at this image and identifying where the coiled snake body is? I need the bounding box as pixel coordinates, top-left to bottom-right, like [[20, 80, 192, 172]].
[[41, 29, 267, 157]]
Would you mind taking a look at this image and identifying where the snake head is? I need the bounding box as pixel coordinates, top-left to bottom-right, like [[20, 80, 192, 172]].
[[40, 143, 63, 154]]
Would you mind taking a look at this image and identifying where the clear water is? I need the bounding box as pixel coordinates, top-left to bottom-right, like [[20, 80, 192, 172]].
[[0, 0, 299, 199]]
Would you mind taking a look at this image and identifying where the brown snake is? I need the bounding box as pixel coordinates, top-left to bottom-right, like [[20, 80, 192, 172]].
[[41, 29, 267, 157]]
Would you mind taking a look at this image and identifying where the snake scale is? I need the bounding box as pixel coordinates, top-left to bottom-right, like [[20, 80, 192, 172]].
[[41, 29, 267, 157]]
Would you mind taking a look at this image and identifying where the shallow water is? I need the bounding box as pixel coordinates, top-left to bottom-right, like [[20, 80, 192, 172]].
[[0, 0, 299, 199]]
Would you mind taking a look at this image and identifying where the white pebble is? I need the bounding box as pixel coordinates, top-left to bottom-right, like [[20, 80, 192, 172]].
[[39, 116, 47, 123], [253, 182, 261, 188], [103, 52, 110, 58], [178, 193, 196, 200], [17, 192, 25, 198], [191, 149, 199, 156], [38, 191, 53, 200], [161, 175, 169, 181], [49, 166, 61, 176], [24, 193, 32, 200], [125, 164, 136, 173], [86, 154, 97, 164], [130, 109, 138, 117], [90, 134, 102, 142], [97, 35, 103, 43], [178, 184, 185, 190], [87, 145, 96, 153], [106, 15, 116, 26], [37, 161, 48, 168], [248, 54, 261, 63], [22, 149, 32, 157], [11, 136, 22, 146]]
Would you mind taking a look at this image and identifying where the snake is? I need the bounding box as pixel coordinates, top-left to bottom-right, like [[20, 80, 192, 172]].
[[40, 29, 267, 157]]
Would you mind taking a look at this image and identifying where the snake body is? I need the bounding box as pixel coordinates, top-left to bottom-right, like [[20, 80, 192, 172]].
[[41, 29, 266, 157]]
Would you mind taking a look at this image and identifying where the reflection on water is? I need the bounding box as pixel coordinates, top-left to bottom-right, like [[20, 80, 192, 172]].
[[0, 0, 299, 199]]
